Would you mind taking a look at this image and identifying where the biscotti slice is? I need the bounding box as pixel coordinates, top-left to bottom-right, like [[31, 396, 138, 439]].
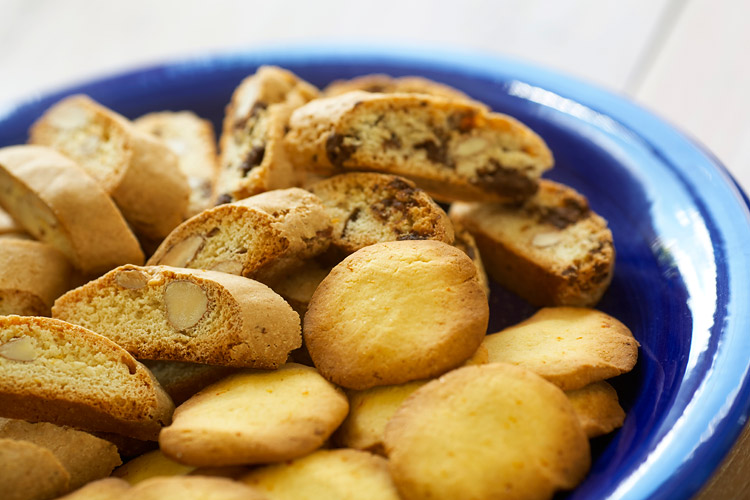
[[308, 173, 454, 254], [28, 94, 190, 243], [215, 66, 319, 204], [142, 360, 237, 405], [134, 111, 219, 217], [113, 449, 196, 484], [0, 438, 70, 500], [323, 73, 485, 107], [240, 449, 400, 500], [53, 265, 301, 368], [285, 91, 553, 203], [450, 179, 615, 306], [0, 145, 144, 276], [0, 417, 122, 490], [0, 239, 73, 316], [451, 219, 490, 297], [159, 363, 349, 466], [0, 206, 23, 235], [148, 188, 332, 284], [0, 315, 174, 440], [483, 307, 639, 390]]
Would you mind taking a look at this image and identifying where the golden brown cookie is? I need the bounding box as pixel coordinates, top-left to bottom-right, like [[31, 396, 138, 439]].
[[0, 145, 144, 276], [241, 448, 400, 500], [304, 240, 489, 389], [566, 380, 626, 438], [483, 307, 639, 390], [0, 315, 174, 440], [159, 363, 348, 466], [147, 188, 332, 284], [134, 111, 219, 217], [28, 95, 190, 244], [0, 438, 70, 500], [308, 173, 454, 254], [52, 265, 301, 369], [285, 91, 553, 203], [215, 66, 319, 204], [384, 363, 591, 500], [113, 449, 195, 484], [450, 179, 615, 306], [128, 476, 269, 500], [0, 417, 121, 490], [0, 239, 73, 316]]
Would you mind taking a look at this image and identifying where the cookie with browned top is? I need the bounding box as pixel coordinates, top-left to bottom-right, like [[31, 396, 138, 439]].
[[53, 265, 301, 369], [304, 240, 489, 390], [134, 111, 219, 217], [323, 74, 484, 106], [0, 315, 174, 440], [29, 95, 190, 243], [285, 91, 553, 203], [308, 173, 454, 254], [450, 179, 615, 306], [0, 239, 73, 316], [0, 145, 144, 276], [148, 188, 332, 284], [215, 66, 319, 204]]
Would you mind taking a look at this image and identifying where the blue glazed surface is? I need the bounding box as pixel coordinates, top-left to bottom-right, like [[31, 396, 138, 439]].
[[2, 45, 749, 500]]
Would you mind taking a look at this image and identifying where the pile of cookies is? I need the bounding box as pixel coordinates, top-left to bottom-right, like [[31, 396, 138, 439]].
[[0, 66, 639, 500]]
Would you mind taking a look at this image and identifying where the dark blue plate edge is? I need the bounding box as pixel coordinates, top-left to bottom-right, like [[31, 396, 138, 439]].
[[2, 42, 749, 500]]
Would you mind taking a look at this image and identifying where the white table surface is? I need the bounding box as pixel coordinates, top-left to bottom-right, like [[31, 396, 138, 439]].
[[1, 1, 748, 497]]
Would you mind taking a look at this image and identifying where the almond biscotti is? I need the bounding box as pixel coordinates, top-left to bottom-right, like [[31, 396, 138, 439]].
[[450, 179, 615, 306], [285, 91, 553, 203], [0, 239, 73, 316], [308, 173, 454, 254], [52, 265, 301, 368], [134, 111, 219, 217], [0, 145, 144, 276], [0, 315, 174, 440], [28, 94, 190, 243], [214, 66, 319, 204], [148, 188, 332, 284]]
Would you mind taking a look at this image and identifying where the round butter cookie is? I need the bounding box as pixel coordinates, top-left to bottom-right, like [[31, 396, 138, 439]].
[[159, 363, 348, 466], [304, 240, 489, 389], [483, 306, 639, 390], [566, 380, 626, 438], [241, 448, 400, 500], [384, 363, 591, 500]]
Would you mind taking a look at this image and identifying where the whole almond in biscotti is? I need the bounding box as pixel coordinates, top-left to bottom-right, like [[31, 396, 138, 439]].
[[28, 94, 190, 244], [214, 66, 319, 204], [285, 91, 553, 203], [0, 417, 122, 491], [384, 363, 591, 500], [134, 111, 219, 217], [308, 173, 454, 254], [159, 363, 349, 467], [0, 239, 73, 316], [240, 448, 400, 500], [450, 179, 615, 307], [0, 438, 70, 500], [148, 188, 332, 284], [52, 265, 301, 369], [323, 74, 486, 108], [0, 315, 174, 441], [483, 307, 639, 390], [0, 145, 144, 276], [304, 240, 489, 390], [566, 380, 626, 438]]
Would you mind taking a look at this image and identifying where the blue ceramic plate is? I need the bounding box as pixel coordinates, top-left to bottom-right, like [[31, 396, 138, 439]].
[[1, 45, 749, 499]]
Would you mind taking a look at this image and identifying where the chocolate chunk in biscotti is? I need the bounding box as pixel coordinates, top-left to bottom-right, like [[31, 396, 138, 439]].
[[147, 188, 332, 284], [214, 66, 319, 204], [0, 145, 144, 277], [28, 95, 190, 244], [0, 316, 174, 441], [308, 172, 454, 254], [134, 111, 219, 217], [52, 265, 301, 369], [450, 179, 615, 307], [285, 91, 553, 203]]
